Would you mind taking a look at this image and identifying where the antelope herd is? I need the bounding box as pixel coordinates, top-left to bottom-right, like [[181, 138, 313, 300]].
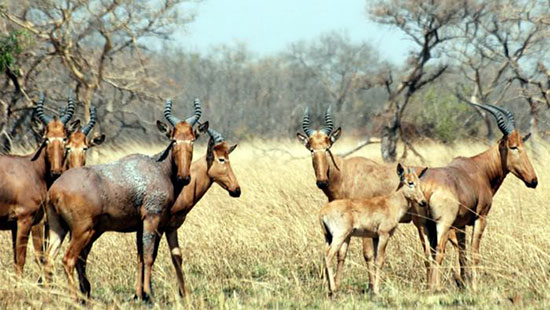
[[0, 91, 539, 303]]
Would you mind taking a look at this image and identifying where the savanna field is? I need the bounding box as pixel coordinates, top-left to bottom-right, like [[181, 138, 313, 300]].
[[0, 139, 549, 309]]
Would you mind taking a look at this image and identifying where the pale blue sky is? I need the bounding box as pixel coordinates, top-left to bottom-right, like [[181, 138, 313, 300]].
[[175, 0, 413, 64]]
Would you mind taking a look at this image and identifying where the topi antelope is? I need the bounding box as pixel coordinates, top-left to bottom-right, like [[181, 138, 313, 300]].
[[44, 98, 203, 301], [320, 164, 428, 297], [296, 106, 456, 291], [0, 92, 80, 276], [419, 102, 537, 290], [138, 127, 241, 299]]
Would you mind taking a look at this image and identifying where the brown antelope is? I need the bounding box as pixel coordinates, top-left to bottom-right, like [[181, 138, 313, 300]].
[[296, 107, 450, 291], [0, 93, 77, 276], [419, 102, 538, 290], [320, 164, 428, 297], [138, 127, 241, 299], [44, 99, 203, 301], [62, 105, 105, 169]]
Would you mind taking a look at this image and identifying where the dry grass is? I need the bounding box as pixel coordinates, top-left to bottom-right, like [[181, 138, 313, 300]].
[[1, 138, 549, 309]]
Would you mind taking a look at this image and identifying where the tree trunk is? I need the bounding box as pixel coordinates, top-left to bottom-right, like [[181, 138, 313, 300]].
[[528, 101, 539, 135], [380, 110, 399, 162]]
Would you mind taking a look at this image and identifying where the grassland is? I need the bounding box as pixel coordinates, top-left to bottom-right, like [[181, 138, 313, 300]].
[[0, 138, 549, 309]]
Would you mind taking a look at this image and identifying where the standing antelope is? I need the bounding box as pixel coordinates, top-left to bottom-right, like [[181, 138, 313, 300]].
[[44, 99, 202, 301], [296, 107, 446, 291], [419, 103, 537, 290], [0, 93, 78, 276], [138, 127, 241, 299], [320, 164, 428, 296]]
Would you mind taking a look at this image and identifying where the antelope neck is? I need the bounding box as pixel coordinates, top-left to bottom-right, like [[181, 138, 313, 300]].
[[470, 143, 508, 195]]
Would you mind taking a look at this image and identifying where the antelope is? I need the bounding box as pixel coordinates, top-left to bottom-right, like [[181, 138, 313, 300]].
[[139, 127, 241, 299], [419, 102, 538, 290], [0, 93, 78, 276], [320, 163, 428, 297], [296, 107, 458, 291], [44, 99, 202, 301]]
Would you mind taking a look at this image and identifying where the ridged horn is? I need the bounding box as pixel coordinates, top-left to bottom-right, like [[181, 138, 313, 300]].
[[59, 93, 75, 124], [302, 107, 315, 136], [164, 99, 181, 126], [185, 98, 202, 126], [468, 102, 515, 135], [81, 105, 97, 136], [35, 91, 52, 125], [321, 105, 334, 135], [207, 128, 224, 145]]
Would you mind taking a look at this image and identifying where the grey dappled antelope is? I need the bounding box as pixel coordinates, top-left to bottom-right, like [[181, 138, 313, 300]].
[[43, 98, 202, 302], [418, 102, 538, 290], [319, 164, 428, 297], [296, 106, 457, 292], [141, 126, 241, 299]]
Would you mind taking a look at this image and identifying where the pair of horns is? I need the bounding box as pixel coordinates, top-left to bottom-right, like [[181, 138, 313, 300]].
[[468, 102, 515, 135], [164, 98, 202, 127], [35, 91, 75, 125], [302, 105, 334, 136], [58, 104, 97, 136]]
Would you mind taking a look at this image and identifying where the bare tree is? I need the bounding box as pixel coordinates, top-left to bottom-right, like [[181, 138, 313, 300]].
[[1, 0, 193, 121], [369, 0, 477, 162]]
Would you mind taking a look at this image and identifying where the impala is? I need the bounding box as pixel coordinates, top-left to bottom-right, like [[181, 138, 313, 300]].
[[419, 102, 537, 290], [320, 164, 428, 297], [44, 98, 202, 301]]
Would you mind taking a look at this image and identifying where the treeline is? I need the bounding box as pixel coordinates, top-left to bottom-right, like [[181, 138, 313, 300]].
[[1, 1, 549, 161]]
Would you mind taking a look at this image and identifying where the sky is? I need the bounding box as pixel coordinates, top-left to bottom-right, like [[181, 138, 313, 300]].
[[174, 0, 414, 64]]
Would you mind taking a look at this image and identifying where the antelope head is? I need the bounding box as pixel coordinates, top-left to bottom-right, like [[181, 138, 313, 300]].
[[64, 105, 105, 169], [296, 106, 342, 189], [469, 103, 538, 188], [157, 98, 202, 185], [31, 92, 75, 177], [205, 127, 241, 198], [397, 163, 428, 207]]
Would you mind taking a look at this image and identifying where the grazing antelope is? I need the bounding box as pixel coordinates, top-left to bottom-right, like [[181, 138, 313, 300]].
[[320, 164, 428, 297], [44, 99, 202, 301], [138, 127, 241, 299], [0, 93, 77, 276], [296, 107, 451, 291], [419, 103, 537, 290]]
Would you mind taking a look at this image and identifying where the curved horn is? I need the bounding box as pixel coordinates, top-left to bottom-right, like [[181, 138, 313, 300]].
[[302, 107, 315, 137], [164, 99, 181, 126], [207, 128, 225, 145], [491, 104, 516, 129], [321, 105, 334, 135], [468, 102, 515, 135], [35, 92, 52, 125], [185, 98, 202, 126], [59, 93, 75, 124], [81, 105, 97, 136]]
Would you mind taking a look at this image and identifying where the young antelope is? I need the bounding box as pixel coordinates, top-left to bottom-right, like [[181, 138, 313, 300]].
[[319, 163, 428, 297]]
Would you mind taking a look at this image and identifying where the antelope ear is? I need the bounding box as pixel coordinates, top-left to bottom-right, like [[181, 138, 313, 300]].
[[67, 120, 81, 133], [396, 163, 405, 177], [296, 132, 308, 146], [89, 134, 105, 147], [198, 121, 209, 133], [329, 127, 342, 144], [229, 144, 238, 154], [522, 132, 532, 142], [419, 167, 428, 179], [156, 120, 170, 138]]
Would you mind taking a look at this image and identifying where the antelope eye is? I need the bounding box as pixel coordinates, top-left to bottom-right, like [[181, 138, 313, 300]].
[[408, 181, 415, 187], [218, 158, 225, 163], [510, 146, 518, 150], [83, 147, 88, 151]]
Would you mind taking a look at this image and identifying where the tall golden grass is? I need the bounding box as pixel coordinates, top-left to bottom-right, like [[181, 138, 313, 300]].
[[0, 138, 549, 309]]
